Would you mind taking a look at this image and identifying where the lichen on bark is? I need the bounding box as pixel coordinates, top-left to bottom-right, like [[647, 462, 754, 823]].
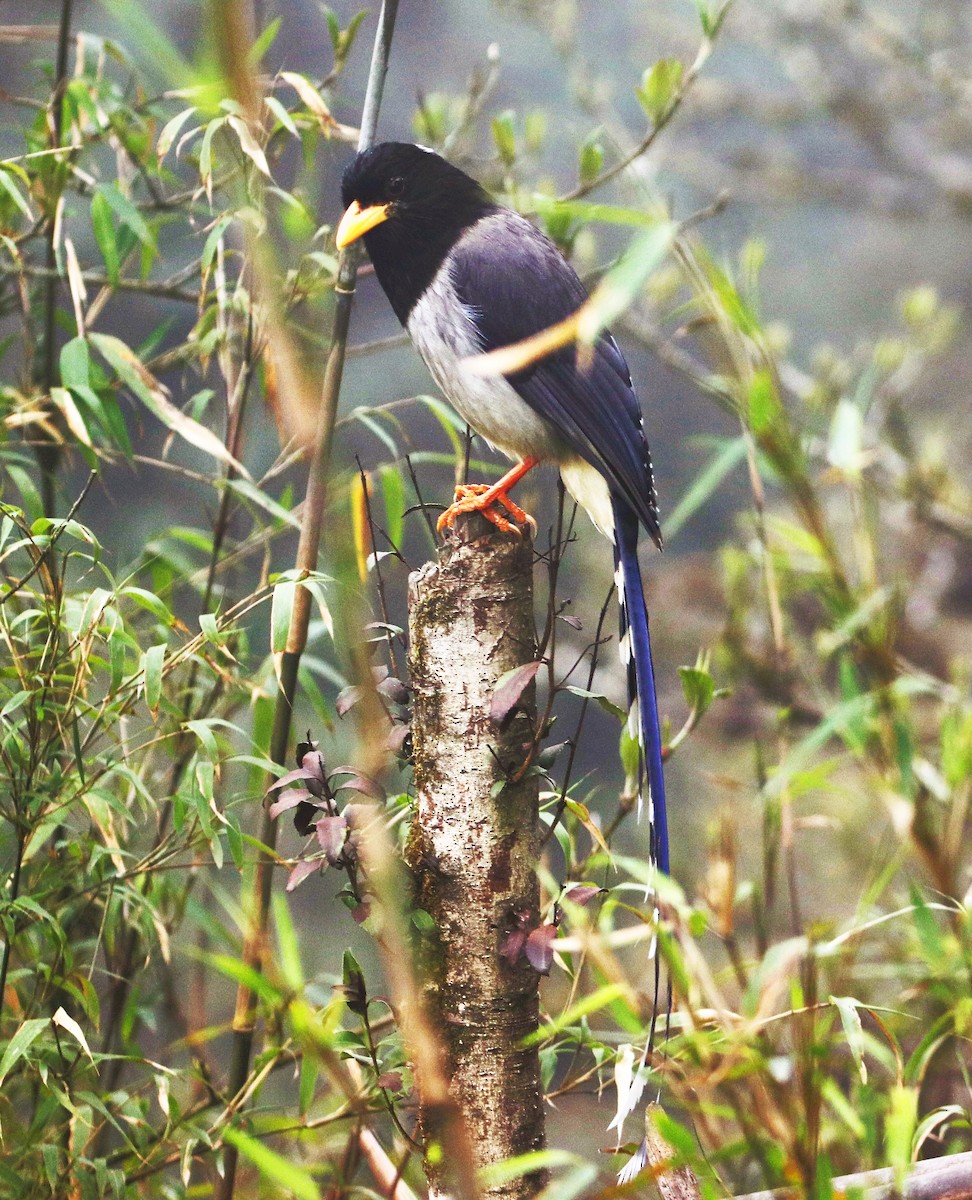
[[407, 516, 546, 1200]]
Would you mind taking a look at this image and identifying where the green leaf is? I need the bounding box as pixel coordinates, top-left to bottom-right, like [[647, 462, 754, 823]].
[[91, 191, 120, 286], [298, 1051, 318, 1116], [564, 685, 626, 721], [636, 58, 684, 124], [122, 585, 173, 625], [227, 115, 271, 178], [272, 891, 303, 990], [249, 15, 281, 64], [0, 1018, 49, 1085], [185, 719, 218, 760], [665, 436, 747, 539], [491, 110, 517, 166], [480, 1150, 593, 1190], [578, 136, 604, 186], [577, 221, 676, 344], [59, 337, 91, 390], [142, 643, 165, 711], [829, 996, 868, 1084], [885, 1084, 918, 1186], [523, 982, 631, 1045], [264, 95, 298, 136], [225, 477, 300, 528], [221, 1126, 319, 1200], [0, 165, 34, 221], [378, 462, 405, 550], [270, 578, 296, 655], [678, 665, 715, 716], [748, 370, 781, 435], [156, 106, 197, 161], [95, 183, 153, 247], [90, 333, 249, 475]]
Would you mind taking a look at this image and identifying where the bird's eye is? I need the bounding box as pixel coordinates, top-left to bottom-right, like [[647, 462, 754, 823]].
[[387, 175, 405, 199]]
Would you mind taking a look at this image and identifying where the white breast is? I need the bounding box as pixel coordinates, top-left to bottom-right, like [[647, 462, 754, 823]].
[[405, 256, 615, 541], [406, 266, 567, 465]]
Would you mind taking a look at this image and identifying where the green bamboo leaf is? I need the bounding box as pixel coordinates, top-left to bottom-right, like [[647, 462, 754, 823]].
[[0, 1019, 49, 1085], [272, 891, 304, 990], [0, 165, 34, 221], [95, 183, 153, 247], [220, 1126, 318, 1200], [829, 996, 868, 1084], [577, 221, 676, 344], [523, 982, 631, 1045], [90, 191, 119, 286], [264, 95, 298, 136], [59, 337, 90, 390], [379, 462, 405, 549], [156, 107, 197, 161], [225, 477, 300, 528], [90, 333, 249, 475], [227, 115, 271, 178], [664, 435, 747, 539], [491, 111, 517, 165], [578, 136, 604, 186], [270, 578, 296, 655], [885, 1084, 918, 1186], [142, 643, 165, 711]]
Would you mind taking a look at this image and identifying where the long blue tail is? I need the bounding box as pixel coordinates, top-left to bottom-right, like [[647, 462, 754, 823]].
[[613, 500, 668, 879]]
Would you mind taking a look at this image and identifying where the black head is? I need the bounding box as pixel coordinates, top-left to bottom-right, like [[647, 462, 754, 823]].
[[337, 142, 495, 323]]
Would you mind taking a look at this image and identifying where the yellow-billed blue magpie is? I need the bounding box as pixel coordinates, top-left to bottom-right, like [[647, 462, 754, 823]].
[[336, 142, 669, 883]]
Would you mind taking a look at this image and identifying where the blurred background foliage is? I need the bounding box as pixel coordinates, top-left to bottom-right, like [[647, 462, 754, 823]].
[[0, 0, 970, 1196]]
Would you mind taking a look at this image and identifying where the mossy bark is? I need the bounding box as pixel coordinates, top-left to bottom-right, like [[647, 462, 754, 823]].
[[407, 516, 545, 1200]]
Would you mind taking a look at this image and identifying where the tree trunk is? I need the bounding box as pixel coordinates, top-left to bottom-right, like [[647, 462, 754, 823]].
[[407, 518, 546, 1200]]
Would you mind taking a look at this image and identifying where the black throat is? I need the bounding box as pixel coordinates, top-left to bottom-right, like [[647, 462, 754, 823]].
[[363, 189, 495, 324]]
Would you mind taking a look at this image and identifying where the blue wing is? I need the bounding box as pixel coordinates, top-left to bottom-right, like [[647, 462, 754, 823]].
[[449, 212, 661, 547]]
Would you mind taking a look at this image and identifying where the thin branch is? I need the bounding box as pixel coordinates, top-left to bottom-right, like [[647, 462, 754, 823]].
[[37, 0, 74, 516], [215, 3, 400, 1198]]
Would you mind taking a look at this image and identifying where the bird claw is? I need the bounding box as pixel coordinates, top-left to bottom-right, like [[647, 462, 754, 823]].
[[437, 483, 537, 538]]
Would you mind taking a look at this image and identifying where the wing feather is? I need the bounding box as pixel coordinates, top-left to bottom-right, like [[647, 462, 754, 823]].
[[449, 212, 661, 545]]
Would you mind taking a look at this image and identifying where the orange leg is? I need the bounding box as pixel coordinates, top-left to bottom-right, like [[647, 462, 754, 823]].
[[437, 457, 540, 537]]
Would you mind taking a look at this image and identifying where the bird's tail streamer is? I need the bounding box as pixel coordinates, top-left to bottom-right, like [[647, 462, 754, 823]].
[[612, 500, 669, 1049]]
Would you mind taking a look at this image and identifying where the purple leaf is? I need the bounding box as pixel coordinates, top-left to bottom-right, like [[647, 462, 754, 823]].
[[331, 767, 386, 801], [525, 924, 558, 975], [376, 1071, 403, 1092], [268, 788, 315, 819], [564, 884, 602, 907], [377, 675, 410, 703], [266, 766, 318, 794], [501, 929, 528, 963], [351, 901, 370, 924], [336, 686, 362, 716], [286, 858, 320, 892], [385, 724, 410, 753], [316, 815, 347, 864], [490, 661, 542, 725], [300, 747, 327, 784]]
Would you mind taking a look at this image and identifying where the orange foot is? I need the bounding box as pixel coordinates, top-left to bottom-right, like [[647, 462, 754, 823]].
[[436, 457, 540, 538]]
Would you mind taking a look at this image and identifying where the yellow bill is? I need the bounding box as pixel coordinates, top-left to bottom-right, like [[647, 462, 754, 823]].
[[335, 199, 392, 249]]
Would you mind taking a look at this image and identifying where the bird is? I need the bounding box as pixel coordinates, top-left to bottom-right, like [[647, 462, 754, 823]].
[[335, 141, 669, 905]]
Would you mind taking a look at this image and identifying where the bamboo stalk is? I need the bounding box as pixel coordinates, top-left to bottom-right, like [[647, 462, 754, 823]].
[[214, 2, 399, 1197]]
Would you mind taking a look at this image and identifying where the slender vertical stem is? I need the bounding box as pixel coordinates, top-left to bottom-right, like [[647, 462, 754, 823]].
[[38, 0, 75, 517], [215, 4, 399, 1197], [0, 833, 25, 1022]]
